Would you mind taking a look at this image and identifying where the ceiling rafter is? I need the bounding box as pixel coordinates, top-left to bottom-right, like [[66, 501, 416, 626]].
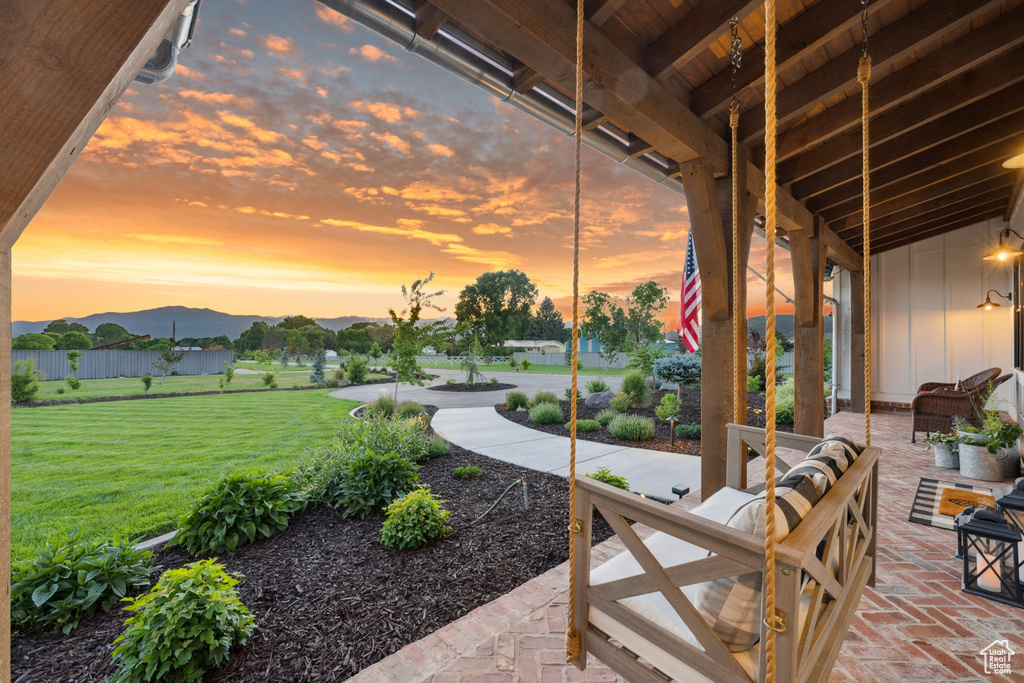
[[870, 205, 1007, 254], [413, 0, 447, 39], [644, 0, 760, 82]]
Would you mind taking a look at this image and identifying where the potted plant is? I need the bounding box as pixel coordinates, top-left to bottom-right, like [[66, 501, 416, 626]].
[[923, 432, 960, 469], [955, 413, 1023, 481]]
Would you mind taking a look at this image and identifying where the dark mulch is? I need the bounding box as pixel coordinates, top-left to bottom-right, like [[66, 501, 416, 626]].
[[11, 445, 613, 682], [428, 382, 517, 393], [14, 385, 323, 409], [497, 386, 792, 454]]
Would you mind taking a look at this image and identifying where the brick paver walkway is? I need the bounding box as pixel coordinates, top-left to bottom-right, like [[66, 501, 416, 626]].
[[348, 412, 1024, 682]]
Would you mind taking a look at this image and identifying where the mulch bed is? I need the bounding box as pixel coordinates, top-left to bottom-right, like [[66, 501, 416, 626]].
[[14, 385, 322, 408], [496, 386, 792, 454], [428, 382, 517, 393], [11, 440, 613, 682]]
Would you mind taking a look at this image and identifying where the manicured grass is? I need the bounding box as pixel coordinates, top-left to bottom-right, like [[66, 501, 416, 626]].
[[419, 362, 628, 376], [12, 391, 361, 558]]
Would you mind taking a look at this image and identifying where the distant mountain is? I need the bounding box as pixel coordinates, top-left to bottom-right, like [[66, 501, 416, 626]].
[[747, 314, 833, 338], [13, 306, 392, 340]]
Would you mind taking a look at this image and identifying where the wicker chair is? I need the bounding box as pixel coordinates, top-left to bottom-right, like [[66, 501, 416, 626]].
[[910, 368, 1006, 442]]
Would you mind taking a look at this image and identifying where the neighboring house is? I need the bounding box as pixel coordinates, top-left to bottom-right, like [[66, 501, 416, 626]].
[[504, 340, 565, 354], [172, 346, 203, 352], [422, 345, 437, 355], [325, 350, 339, 359]]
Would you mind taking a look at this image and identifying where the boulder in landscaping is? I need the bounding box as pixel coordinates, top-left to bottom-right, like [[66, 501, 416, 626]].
[[585, 390, 616, 409]]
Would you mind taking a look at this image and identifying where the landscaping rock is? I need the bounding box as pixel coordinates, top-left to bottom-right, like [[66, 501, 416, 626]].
[[585, 390, 616, 409], [337, 379, 352, 387], [646, 377, 664, 390]]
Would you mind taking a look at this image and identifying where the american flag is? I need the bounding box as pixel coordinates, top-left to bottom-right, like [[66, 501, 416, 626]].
[[678, 231, 701, 352]]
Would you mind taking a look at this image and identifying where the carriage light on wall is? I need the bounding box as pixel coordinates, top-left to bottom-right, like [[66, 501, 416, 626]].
[[977, 290, 1012, 310], [983, 228, 1024, 261], [960, 508, 1024, 608]]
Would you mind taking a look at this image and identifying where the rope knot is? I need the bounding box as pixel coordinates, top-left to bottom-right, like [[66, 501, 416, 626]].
[[857, 55, 872, 85], [566, 626, 581, 662], [729, 101, 740, 129]]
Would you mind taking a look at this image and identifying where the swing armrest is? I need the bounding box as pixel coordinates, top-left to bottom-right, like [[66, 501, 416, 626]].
[[725, 423, 821, 490]]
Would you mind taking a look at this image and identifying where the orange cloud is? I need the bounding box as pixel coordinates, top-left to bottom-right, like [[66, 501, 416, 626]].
[[427, 143, 454, 157], [178, 90, 255, 108], [320, 218, 462, 246], [261, 34, 299, 57], [126, 233, 224, 246], [441, 243, 520, 268], [370, 131, 411, 155], [472, 223, 512, 236], [350, 101, 418, 123], [174, 64, 206, 80], [278, 66, 308, 84], [216, 111, 286, 143], [315, 5, 354, 31], [348, 45, 399, 64]]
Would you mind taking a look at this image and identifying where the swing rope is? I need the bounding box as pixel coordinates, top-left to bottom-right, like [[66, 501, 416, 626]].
[[564, 0, 584, 662], [762, 0, 781, 679], [730, 18, 743, 425], [859, 0, 872, 447]]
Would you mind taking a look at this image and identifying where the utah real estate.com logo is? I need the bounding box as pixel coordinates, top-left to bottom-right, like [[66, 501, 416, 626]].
[[980, 639, 1015, 676]]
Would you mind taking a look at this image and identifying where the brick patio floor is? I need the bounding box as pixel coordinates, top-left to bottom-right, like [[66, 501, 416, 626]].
[[348, 412, 1024, 682]]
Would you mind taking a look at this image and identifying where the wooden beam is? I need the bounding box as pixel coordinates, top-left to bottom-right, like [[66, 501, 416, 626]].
[[774, 10, 1024, 162], [581, 109, 609, 131], [585, 0, 627, 26], [691, 0, 885, 119], [0, 0, 192, 249], [680, 161, 730, 321], [789, 230, 816, 329], [855, 199, 1011, 252], [644, 0, 759, 81], [821, 158, 1015, 225], [779, 48, 1024, 185], [414, 0, 448, 40], [806, 134, 1024, 215], [627, 133, 655, 159], [849, 269, 865, 414], [0, 252, 9, 683], [791, 98, 1024, 200], [429, 0, 728, 172], [744, 161, 813, 232], [873, 206, 1007, 253], [818, 223, 862, 273], [1008, 170, 1024, 223], [792, 223, 826, 437], [737, 0, 1003, 144], [834, 177, 1015, 241], [512, 62, 546, 93]]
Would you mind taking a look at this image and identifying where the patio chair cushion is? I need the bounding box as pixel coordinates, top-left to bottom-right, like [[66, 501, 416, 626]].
[[783, 434, 863, 493], [694, 471, 828, 651]]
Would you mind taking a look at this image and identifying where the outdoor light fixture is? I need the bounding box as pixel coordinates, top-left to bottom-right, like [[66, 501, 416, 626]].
[[669, 418, 676, 447], [983, 228, 1024, 262], [977, 290, 1012, 310], [1004, 151, 1024, 169], [960, 508, 1024, 608]]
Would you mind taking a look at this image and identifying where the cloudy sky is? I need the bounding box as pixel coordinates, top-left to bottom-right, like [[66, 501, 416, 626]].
[[14, 0, 795, 325]]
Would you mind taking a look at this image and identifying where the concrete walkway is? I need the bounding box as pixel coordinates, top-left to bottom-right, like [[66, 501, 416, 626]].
[[431, 407, 702, 501]]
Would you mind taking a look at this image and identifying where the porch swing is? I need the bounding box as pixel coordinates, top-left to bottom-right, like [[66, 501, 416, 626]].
[[564, 1, 881, 682]]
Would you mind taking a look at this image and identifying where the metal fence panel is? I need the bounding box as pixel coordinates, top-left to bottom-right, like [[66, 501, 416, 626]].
[[13, 350, 235, 380]]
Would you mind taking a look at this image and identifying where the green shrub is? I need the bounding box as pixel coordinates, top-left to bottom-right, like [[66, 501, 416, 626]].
[[335, 452, 420, 518], [654, 353, 701, 387], [595, 409, 617, 427], [366, 393, 396, 419], [746, 375, 759, 392], [262, 372, 277, 388], [110, 560, 255, 683], [490, 377, 500, 386], [619, 370, 652, 408], [676, 422, 701, 439], [520, 358, 532, 370], [530, 391, 560, 407], [509, 356, 518, 369], [565, 419, 602, 433], [529, 402, 563, 425], [12, 359, 41, 403], [609, 392, 631, 413], [453, 465, 483, 480], [174, 472, 304, 555], [65, 375, 82, 391], [11, 532, 154, 634], [396, 399, 425, 419], [564, 387, 580, 402], [446, 378, 456, 387], [326, 379, 340, 389], [608, 414, 655, 440], [586, 378, 610, 394], [380, 488, 451, 550], [224, 363, 234, 384], [56, 386, 66, 395], [775, 404, 795, 425], [140, 375, 153, 395], [426, 435, 451, 458], [655, 394, 680, 421], [348, 357, 368, 383], [505, 391, 529, 410], [334, 367, 346, 382], [340, 415, 430, 461], [585, 466, 629, 491]]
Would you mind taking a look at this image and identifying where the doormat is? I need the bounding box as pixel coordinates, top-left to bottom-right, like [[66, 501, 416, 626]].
[[937, 488, 996, 517], [909, 478, 996, 531]]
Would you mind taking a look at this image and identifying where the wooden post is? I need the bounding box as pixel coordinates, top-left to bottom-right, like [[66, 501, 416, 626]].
[[791, 220, 827, 436], [0, 251, 9, 680], [849, 269, 866, 413]]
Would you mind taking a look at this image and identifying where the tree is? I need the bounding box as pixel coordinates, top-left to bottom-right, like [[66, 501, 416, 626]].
[[55, 331, 93, 350], [625, 281, 669, 346], [152, 349, 184, 382], [13, 333, 55, 350], [455, 270, 538, 346], [390, 272, 453, 400], [44, 319, 86, 336], [626, 340, 667, 390], [581, 291, 629, 368], [369, 341, 382, 366], [278, 315, 319, 330], [654, 353, 701, 399], [94, 323, 130, 346], [527, 297, 565, 340], [234, 321, 269, 354], [310, 347, 326, 384], [261, 327, 287, 352], [285, 329, 310, 359]]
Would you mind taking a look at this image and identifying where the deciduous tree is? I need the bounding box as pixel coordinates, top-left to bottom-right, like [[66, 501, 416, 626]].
[[455, 270, 538, 346]]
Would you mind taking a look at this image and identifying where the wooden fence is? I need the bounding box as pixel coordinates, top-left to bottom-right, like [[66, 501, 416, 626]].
[[12, 350, 234, 380]]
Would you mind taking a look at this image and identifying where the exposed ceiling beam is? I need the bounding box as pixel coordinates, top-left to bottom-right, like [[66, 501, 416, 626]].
[[871, 206, 1007, 254], [822, 160, 1013, 225], [585, 0, 627, 27], [644, 0, 759, 81], [830, 171, 1016, 235], [737, 0, 1003, 144], [779, 48, 1024, 185], [806, 134, 1024, 214], [791, 96, 1024, 200], [0, 0, 192, 249], [844, 188, 1012, 245], [691, 0, 887, 119], [414, 0, 448, 40], [581, 109, 609, 131], [511, 62, 546, 93], [627, 134, 655, 159], [818, 223, 862, 273], [774, 9, 1024, 164]]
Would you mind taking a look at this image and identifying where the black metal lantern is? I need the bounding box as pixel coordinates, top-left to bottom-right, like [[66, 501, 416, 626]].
[[953, 506, 978, 560], [960, 508, 1024, 608], [996, 477, 1024, 538]]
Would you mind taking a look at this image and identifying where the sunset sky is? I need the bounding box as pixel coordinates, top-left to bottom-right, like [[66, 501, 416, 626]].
[[14, 0, 796, 327]]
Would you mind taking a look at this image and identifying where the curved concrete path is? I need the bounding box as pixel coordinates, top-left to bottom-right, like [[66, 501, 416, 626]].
[[431, 407, 701, 501]]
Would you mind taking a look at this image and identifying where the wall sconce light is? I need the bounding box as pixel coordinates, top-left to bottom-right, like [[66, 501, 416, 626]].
[[983, 228, 1024, 262], [1004, 152, 1024, 169], [978, 290, 1012, 310]]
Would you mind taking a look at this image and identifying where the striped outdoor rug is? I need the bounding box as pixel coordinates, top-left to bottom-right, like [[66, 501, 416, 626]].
[[908, 478, 996, 532]]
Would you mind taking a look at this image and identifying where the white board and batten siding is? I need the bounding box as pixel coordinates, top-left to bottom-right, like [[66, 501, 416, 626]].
[[12, 349, 235, 380], [834, 217, 1016, 416]]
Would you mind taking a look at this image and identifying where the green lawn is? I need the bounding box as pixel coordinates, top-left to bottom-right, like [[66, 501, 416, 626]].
[[419, 362, 629, 376], [32, 370, 389, 402], [12, 391, 361, 559]]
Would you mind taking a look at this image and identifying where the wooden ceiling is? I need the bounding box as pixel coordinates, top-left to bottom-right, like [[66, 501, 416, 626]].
[[347, 0, 1024, 257]]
